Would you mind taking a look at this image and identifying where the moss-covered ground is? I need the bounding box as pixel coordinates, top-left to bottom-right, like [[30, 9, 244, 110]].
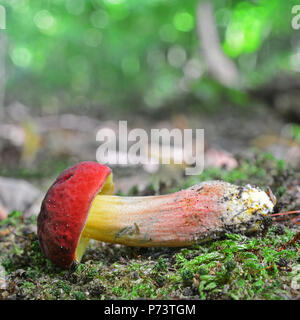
[[0, 153, 299, 300]]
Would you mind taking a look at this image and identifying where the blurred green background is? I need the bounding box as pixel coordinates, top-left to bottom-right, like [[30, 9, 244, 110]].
[[0, 0, 299, 184], [1, 0, 300, 112]]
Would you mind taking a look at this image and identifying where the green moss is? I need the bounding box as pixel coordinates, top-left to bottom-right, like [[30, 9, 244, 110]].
[[154, 258, 168, 272], [2, 222, 297, 300], [21, 281, 36, 289], [0, 210, 23, 227], [74, 291, 85, 300], [130, 283, 156, 299], [128, 263, 142, 271], [57, 280, 71, 294], [172, 227, 299, 299], [181, 268, 194, 282]]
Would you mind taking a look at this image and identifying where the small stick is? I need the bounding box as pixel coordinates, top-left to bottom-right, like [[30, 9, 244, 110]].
[[270, 210, 300, 217]]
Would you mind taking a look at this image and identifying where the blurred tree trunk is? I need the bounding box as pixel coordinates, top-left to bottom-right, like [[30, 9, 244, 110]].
[[0, 33, 6, 121], [196, 0, 238, 87]]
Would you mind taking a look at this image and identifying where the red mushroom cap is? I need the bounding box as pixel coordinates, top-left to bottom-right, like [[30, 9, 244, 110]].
[[37, 161, 112, 269]]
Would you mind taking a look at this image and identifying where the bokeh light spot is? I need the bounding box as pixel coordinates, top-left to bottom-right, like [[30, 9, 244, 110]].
[[11, 47, 32, 68], [90, 10, 110, 29], [173, 11, 194, 32], [223, 3, 266, 58], [34, 10, 56, 35]]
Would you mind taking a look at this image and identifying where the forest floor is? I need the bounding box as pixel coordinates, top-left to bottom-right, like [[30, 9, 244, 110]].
[[0, 153, 299, 300], [0, 99, 299, 300]]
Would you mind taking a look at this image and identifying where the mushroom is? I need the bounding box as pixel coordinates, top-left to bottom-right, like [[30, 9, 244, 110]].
[[37, 161, 276, 269]]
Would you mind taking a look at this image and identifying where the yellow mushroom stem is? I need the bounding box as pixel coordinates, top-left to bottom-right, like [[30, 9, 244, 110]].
[[76, 189, 206, 261], [81, 192, 203, 247], [75, 180, 275, 262]]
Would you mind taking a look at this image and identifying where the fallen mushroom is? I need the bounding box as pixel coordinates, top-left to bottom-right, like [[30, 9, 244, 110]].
[[37, 161, 276, 269]]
